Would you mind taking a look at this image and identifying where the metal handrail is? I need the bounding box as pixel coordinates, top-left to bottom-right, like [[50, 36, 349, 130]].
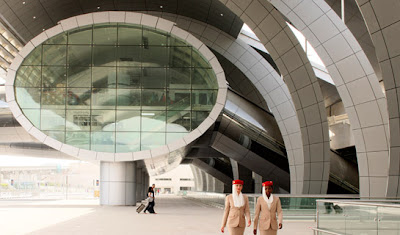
[[310, 227, 343, 235], [317, 199, 400, 208]]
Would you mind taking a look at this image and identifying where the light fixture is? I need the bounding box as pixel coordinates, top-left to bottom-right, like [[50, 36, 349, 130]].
[[42, 28, 45, 31], [97, 6, 100, 9], [142, 112, 155, 116], [220, 13, 224, 16], [160, 5, 163, 9], [22, 1, 26, 4], [33, 16, 36, 19]]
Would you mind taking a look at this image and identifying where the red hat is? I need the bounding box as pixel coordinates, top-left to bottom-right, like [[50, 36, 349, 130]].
[[262, 181, 273, 186], [232, 180, 244, 185]]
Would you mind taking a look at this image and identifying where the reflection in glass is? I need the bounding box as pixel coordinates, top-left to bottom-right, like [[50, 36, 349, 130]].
[[66, 109, 91, 131], [67, 88, 91, 109], [41, 109, 65, 131], [167, 68, 191, 89], [91, 132, 115, 152], [68, 27, 92, 45], [116, 110, 140, 131], [42, 66, 67, 87], [93, 67, 116, 88], [118, 24, 142, 45], [43, 45, 66, 66], [15, 66, 41, 87], [43, 131, 65, 142], [141, 110, 166, 132], [142, 46, 168, 67], [41, 88, 66, 109], [142, 89, 166, 109], [167, 111, 190, 132], [23, 109, 40, 127], [91, 109, 116, 131], [92, 88, 116, 109], [16, 88, 41, 109], [117, 67, 141, 88], [68, 45, 92, 67], [15, 23, 219, 153], [66, 131, 90, 149], [68, 67, 91, 87], [93, 46, 116, 66], [116, 132, 140, 152], [142, 68, 165, 89], [117, 89, 140, 109], [21, 46, 42, 66], [117, 46, 141, 67], [141, 132, 165, 150], [93, 24, 117, 45]]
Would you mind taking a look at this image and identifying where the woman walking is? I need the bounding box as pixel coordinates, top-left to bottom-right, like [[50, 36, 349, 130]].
[[253, 181, 283, 235], [144, 185, 156, 214], [221, 180, 251, 234]]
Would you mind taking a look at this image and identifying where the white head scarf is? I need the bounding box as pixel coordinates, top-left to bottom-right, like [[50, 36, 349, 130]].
[[232, 184, 245, 207], [262, 186, 274, 209]]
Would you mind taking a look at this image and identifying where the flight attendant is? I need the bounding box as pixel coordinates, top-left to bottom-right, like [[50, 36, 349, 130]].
[[221, 180, 251, 235], [253, 181, 283, 235]]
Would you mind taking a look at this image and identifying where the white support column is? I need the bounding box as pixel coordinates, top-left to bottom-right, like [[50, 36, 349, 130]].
[[100, 161, 136, 206], [136, 165, 143, 202]]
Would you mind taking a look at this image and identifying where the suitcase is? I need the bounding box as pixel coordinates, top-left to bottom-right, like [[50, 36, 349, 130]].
[[136, 203, 146, 213]]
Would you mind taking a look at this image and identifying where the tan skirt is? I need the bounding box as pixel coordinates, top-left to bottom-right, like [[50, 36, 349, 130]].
[[228, 226, 245, 235], [260, 228, 277, 235]]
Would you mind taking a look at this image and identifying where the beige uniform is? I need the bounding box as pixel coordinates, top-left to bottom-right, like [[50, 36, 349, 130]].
[[253, 196, 283, 235], [221, 194, 251, 235]]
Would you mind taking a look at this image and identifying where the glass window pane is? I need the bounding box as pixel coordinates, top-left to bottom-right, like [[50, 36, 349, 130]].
[[142, 46, 168, 67], [117, 89, 140, 110], [66, 131, 90, 150], [116, 110, 141, 131], [43, 45, 66, 66], [167, 90, 190, 110], [91, 132, 115, 152], [142, 68, 165, 89], [117, 67, 141, 88], [68, 67, 91, 87], [167, 132, 187, 143], [192, 50, 211, 68], [143, 27, 167, 46], [15, 66, 41, 87], [42, 66, 67, 87], [142, 89, 166, 109], [116, 132, 140, 152], [141, 132, 165, 150], [68, 45, 92, 67], [41, 88, 66, 109], [16, 88, 41, 109], [44, 33, 67, 45], [192, 90, 217, 111], [93, 24, 117, 45], [167, 111, 190, 132], [167, 68, 190, 89], [170, 46, 191, 67], [21, 46, 42, 66], [93, 45, 116, 66], [68, 26, 92, 45], [92, 88, 116, 109], [118, 24, 142, 45], [67, 88, 91, 109], [168, 37, 186, 47], [91, 110, 116, 131], [43, 131, 65, 142], [192, 111, 210, 129], [141, 111, 166, 132], [117, 46, 141, 67], [66, 109, 91, 131], [93, 67, 116, 88], [192, 68, 218, 89], [41, 109, 65, 131], [23, 109, 40, 128]]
